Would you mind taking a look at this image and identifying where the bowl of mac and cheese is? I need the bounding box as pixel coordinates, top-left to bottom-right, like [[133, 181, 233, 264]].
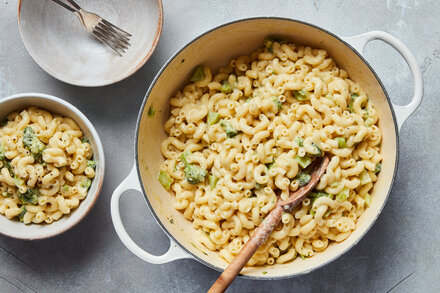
[[0, 93, 105, 240], [111, 18, 422, 279]]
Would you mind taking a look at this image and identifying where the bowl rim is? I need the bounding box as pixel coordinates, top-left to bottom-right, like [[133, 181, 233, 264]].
[[0, 93, 106, 240], [17, 0, 164, 87], [134, 17, 399, 279]]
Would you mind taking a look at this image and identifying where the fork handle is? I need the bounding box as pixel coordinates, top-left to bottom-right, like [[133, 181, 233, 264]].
[[66, 0, 81, 10], [51, 0, 76, 12]]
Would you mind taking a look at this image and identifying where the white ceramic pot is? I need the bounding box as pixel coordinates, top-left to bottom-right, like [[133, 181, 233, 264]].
[[111, 18, 423, 279], [0, 93, 105, 240]]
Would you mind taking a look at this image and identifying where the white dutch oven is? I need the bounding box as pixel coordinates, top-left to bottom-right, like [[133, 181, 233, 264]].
[[111, 18, 423, 279]]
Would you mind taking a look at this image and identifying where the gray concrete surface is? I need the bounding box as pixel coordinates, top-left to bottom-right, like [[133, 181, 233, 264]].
[[0, 0, 439, 292]]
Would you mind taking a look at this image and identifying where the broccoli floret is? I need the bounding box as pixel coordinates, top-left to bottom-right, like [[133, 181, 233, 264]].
[[266, 160, 276, 170], [220, 120, 238, 138], [158, 171, 173, 189], [207, 112, 220, 125], [293, 89, 310, 101], [309, 190, 333, 204], [295, 172, 311, 187], [180, 151, 208, 184], [208, 175, 218, 190], [81, 179, 92, 190], [147, 106, 155, 117], [87, 160, 96, 169], [0, 143, 5, 161], [255, 183, 264, 190], [190, 66, 205, 82], [18, 188, 39, 205], [1, 191, 11, 198], [374, 163, 382, 173], [295, 137, 304, 147], [22, 127, 45, 163], [221, 81, 233, 94], [18, 206, 27, 222], [81, 137, 90, 144], [348, 93, 359, 113], [309, 143, 323, 157], [272, 97, 283, 109]]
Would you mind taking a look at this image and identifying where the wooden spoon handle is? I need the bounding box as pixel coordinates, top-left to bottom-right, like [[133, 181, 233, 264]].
[[208, 204, 284, 293]]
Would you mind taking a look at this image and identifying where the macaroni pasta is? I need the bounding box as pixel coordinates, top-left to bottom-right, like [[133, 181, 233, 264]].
[[158, 39, 382, 266], [0, 107, 96, 224]]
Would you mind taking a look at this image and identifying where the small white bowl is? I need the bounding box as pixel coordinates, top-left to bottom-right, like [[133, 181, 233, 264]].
[[0, 93, 105, 240], [17, 0, 163, 87]]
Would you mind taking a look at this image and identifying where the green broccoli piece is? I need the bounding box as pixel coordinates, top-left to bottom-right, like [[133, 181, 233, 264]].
[[335, 137, 347, 149], [295, 137, 304, 147], [147, 106, 155, 117], [18, 206, 27, 222], [3, 160, 14, 177], [220, 120, 238, 138], [158, 171, 174, 189], [255, 183, 264, 190], [180, 151, 208, 184], [309, 143, 323, 157], [209, 175, 218, 190], [272, 97, 282, 109], [263, 38, 274, 52], [309, 190, 333, 204], [87, 160, 96, 169], [295, 172, 311, 187], [221, 81, 233, 94], [266, 160, 276, 170], [348, 93, 359, 113], [81, 137, 90, 144], [336, 188, 350, 202], [22, 126, 45, 163], [364, 193, 372, 207], [1, 191, 11, 198], [374, 163, 382, 173], [18, 188, 39, 205], [295, 155, 312, 169], [207, 112, 220, 125], [81, 179, 92, 190], [190, 66, 205, 82], [0, 142, 5, 161], [13, 177, 24, 188], [293, 89, 310, 101], [63, 185, 71, 192]]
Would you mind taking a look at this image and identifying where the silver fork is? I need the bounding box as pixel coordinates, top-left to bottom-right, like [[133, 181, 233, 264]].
[[51, 0, 132, 56]]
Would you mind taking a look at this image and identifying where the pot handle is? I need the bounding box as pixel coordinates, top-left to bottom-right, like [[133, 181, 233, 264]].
[[342, 31, 423, 131], [110, 164, 193, 264]]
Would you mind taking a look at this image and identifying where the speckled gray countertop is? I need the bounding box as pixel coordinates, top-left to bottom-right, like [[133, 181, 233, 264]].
[[0, 0, 439, 292]]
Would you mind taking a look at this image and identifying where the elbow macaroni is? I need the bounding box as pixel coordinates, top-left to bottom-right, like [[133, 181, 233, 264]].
[[159, 40, 382, 266], [0, 107, 95, 224]]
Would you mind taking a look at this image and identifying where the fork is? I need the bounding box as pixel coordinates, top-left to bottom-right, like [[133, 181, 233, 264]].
[[51, 0, 132, 56]]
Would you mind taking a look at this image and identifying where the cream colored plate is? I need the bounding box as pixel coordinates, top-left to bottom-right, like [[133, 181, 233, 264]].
[[18, 0, 163, 87]]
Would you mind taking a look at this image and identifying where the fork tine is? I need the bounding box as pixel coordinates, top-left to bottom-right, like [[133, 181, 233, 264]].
[[94, 26, 129, 50], [93, 30, 124, 56], [92, 31, 123, 56], [97, 21, 131, 43], [101, 19, 132, 37], [96, 22, 130, 47]]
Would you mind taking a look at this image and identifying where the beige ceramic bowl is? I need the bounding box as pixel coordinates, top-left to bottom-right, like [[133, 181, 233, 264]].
[[0, 93, 105, 240], [18, 0, 163, 87], [111, 18, 423, 279]]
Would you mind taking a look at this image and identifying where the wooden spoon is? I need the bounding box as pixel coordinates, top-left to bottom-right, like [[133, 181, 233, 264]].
[[208, 155, 330, 293]]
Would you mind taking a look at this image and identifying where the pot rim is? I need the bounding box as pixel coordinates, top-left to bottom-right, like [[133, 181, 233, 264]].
[[134, 16, 399, 280]]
